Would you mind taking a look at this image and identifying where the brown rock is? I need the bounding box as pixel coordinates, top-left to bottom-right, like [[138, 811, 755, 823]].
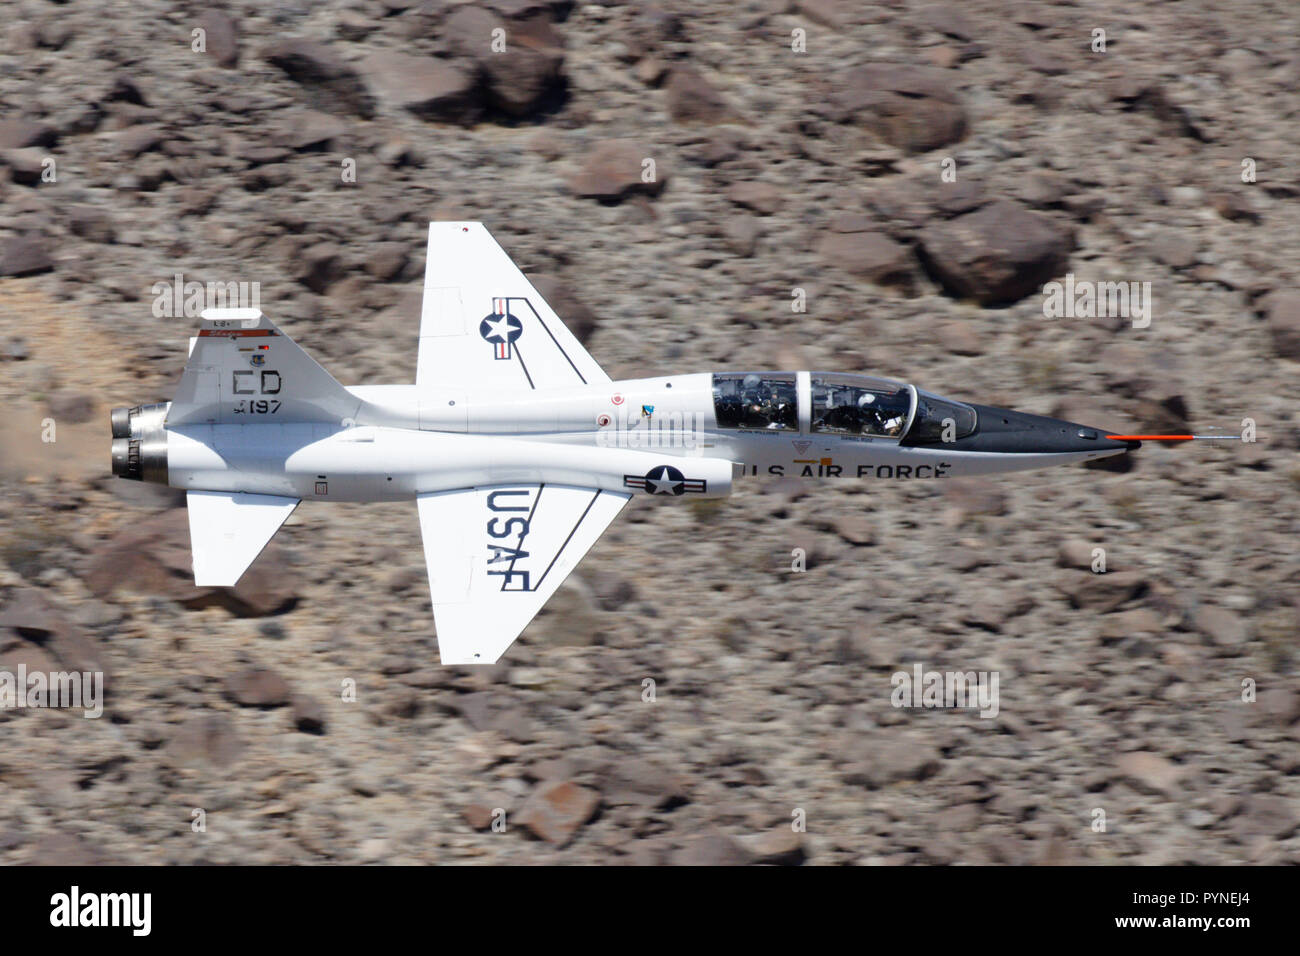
[[275, 111, 347, 151], [1257, 687, 1300, 726], [0, 589, 111, 684], [635, 56, 667, 86], [722, 215, 761, 257], [725, 181, 783, 215], [1194, 605, 1249, 648], [265, 39, 375, 117], [817, 230, 914, 287], [918, 4, 978, 41], [440, 3, 505, 60], [0, 118, 56, 150], [0, 235, 53, 277], [224, 666, 292, 707], [828, 64, 967, 154], [1209, 190, 1260, 223], [169, 713, 243, 768], [600, 757, 689, 810], [1100, 608, 1163, 642], [1057, 539, 1099, 570], [671, 831, 755, 866], [485, 13, 566, 116], [297, 242, 343, 294], [932, 178, 987, 217], [836, 514, 875, 545], [797, 0, 854, 28], [843, 738, 942, 788], [736, 829, 807, 865], [1058, 570, 1147, 612], [440, 5, 567, 116], [1018, 42, 1071, 76], [463, 803, 497, 831], [28, 832, 115, 866], [361, 51, 479, 122], [198, 10, 239, 68], [942, 479, 1009, 516], [1264, 292, 1300, 360], [0, 148, 47, 185], [567, 139, 662, 201], [46, 391, 96, 424], [695, 131, 744, 166], [937, 318, 982, 356], [828, 212, 874, 233], [1019, 170, 1069, 208], [113, 125, 164, 158], [664, 67, 735, 124], [1116, 751, 1185, 795], [516, 780, 600, 847], [291, 694, 326, 734], [918, 200, 1073, 305], [365, 242, 410, 281], [924, 45, 961, 69], [1148, 233, 1199, 269], [1231, 793, 1297, 839]]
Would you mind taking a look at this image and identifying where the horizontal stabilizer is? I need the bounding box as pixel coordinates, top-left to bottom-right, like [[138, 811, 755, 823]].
[[188, 491, 300, 586]]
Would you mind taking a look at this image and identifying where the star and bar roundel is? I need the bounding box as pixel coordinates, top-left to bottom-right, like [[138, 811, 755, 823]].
[[479, 297, 524, 360], [624, 465, 707, 496]]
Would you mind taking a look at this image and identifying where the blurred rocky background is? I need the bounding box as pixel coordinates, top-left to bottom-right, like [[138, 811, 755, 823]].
[[0, 0, 1297, 864]]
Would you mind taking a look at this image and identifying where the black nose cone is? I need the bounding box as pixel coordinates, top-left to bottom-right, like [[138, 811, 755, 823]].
[[915, 405, 1134, 455]]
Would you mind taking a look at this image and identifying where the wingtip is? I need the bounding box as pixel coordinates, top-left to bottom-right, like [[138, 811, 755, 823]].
[[429, 220, 485, 233]]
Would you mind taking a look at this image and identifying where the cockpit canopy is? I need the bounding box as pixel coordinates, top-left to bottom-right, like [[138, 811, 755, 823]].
[[712, 372, 798, 430], [907, 388, 978, 443], [711, 372, 978, 443], [810, 374, 911, 438]]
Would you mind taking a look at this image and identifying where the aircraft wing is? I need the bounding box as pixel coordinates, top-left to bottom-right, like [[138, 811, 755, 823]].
[[187, 491, 300, 586], [416, 222, 608, 390], [417, 483, 629, 664]]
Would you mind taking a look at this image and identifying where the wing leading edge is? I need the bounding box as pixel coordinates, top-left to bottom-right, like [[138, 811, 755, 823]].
[[417, 483, 629, 664]]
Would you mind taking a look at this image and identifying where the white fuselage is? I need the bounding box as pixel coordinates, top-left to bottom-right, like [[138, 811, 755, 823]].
[[163, 372, 1125, 502]]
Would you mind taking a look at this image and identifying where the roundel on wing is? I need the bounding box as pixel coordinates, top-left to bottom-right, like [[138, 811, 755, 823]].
[[479, 312, 523, 345], [643, 465, 686, 495]]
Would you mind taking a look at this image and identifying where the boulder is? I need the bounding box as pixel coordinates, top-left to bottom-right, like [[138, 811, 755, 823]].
[[817, 230, 914, 287], [224, 666, 293, 707], [265, 39, 374, 117], [516, 780, 600, 847], [361, 52, 479, 122], [918, 200, 1073, 305], [827, 64, 967, 153], [664, 67, 735, 124], [197, 10, 239, 68], [0, 235, 54, 277], [1264, 292, 1300, 359], [567, 139, 663, 201], [0, 118, 56, 149]]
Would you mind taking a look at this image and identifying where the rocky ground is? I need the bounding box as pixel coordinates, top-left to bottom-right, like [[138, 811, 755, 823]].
[[0, 0, 1297, 864]]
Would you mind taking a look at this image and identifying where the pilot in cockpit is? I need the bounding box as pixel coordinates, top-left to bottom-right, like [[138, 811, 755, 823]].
[[741, 374, 795, 429], [857, 391, 907, 436]]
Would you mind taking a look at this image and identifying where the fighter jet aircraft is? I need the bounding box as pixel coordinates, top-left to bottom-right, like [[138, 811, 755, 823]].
[[111, 222, 1141, 664]]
